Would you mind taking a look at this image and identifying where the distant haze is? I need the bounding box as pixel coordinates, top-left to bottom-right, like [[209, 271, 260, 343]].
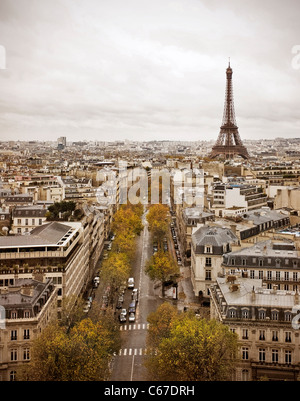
[[0, 0, 299, 142]]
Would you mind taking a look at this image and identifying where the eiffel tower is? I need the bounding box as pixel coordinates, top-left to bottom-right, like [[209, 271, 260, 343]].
[[210, 62, 249, 159]]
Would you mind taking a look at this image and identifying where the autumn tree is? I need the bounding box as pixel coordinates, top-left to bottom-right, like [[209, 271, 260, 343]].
[[146, 204, 170, 246], [145, 250, 179, 297], [145, 304, 239, 381], [112, 204, 143, 237], [146, 302, 179, 349], [101, 252, 131, 303], [18, 317, 120, 381]]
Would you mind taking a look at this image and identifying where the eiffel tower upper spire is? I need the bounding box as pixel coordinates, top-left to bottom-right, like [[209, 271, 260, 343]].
[[210, 62, 249, 160]]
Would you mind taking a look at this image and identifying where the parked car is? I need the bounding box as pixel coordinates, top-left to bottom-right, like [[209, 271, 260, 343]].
[[132, 288, 139, 303], [119, 312, 126, 322], [103, 252, 108, 259], [128, 300, 136, 314], [128, 277, 134, 289], [107, 242, 112, 250], [120, 308, 127, 316], [128, 312, 135, 322], [83, 304, 89, 313]]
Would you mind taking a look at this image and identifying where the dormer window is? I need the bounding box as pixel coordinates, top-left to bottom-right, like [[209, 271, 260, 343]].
[[205, 246, 212, 254]]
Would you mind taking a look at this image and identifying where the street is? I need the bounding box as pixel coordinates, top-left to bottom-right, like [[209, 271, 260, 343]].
[[109, 208, 164, 381]]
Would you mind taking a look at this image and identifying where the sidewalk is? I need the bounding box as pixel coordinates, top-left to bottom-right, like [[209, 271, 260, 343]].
[[164, 264, 201, 312]]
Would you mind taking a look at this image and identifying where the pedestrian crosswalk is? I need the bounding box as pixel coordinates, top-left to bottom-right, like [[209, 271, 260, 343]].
[[116, 348, 157, 356], [119, 323, 149, 331]]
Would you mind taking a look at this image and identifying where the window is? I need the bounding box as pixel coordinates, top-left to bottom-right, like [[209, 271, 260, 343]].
[[276, 271, 280, 280], [205, 257, 212, 267], [9, 371, 16, 381], [242, 347, 249, 360], [241, 370, 249, 381], [229, 309, 236, 318], [259, 348, 266, 362], [285, 350, 292, 365], [205, 270, 211, 281], [285, 332, 292, 343], [32, 219, 35, 225], [11, 349, 17, 361], [24, 329, 30, 340], [11, 330, 17, 341], [285, 312, 292, 322], [11, 311, 17, 319], [259, 270, 263, 279], [17, 218, 21, 225], [267, 271, 272, 280], [259, 259, 263, 267], [231, 259, 235, 266], [293, 272, 298, 281], [242, 310, 249, 319], [259, 330, 265, 341], [272, 331, 278, 341], [271, 310, 279, 321], [285, 271, 290, 281], [242, 329, 248, 339], [242, 259, 246, 266], [23, 348, 30, 361], [25, 219, 28, 226], [24, 311, 30, 318], [250, 270, 255, 279], [205, 246, 212, 253], [272, 349, 279, 363], [258, 310, 266, 320], [39, 219, 42, 225]]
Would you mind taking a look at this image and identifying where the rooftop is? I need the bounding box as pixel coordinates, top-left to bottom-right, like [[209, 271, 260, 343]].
[[225, 239, 299, 258], [192, 225, 238, 247], [216, 276, 297, 308], [0, 221, 79, 248]]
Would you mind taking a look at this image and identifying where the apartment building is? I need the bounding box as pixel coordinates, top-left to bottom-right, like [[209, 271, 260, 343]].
[[12, 205, 47, 235], [176, 207, 215, 258], [190, 226, 239, 300], [210, 275, 300, 381], [222, 240, 300, 292], [0, 277, 57, 381], [211, 183, 267, 217], [0, 221, 87, 313], [211, 208, 290, 244]]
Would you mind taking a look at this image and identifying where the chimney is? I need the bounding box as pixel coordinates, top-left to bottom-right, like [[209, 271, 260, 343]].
[[230, 224, 237, 235]]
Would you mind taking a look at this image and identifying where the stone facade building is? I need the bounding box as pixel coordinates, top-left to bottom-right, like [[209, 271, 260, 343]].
[[0, 278, 57, 381], [210, 275, 300, 381], [191, 226, 239, 300]]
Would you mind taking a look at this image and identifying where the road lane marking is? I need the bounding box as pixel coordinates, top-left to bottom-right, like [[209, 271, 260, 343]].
[[119, 323, 149, 331]]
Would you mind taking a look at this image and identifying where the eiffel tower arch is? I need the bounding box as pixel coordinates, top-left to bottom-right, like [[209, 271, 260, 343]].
[[210, 62, 249, 160]]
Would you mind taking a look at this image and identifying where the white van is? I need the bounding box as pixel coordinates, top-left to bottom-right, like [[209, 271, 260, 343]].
[[128, 277, 134, 289]]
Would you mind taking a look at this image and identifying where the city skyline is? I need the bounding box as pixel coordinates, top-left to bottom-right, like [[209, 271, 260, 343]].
[[0, 0, 299, 143]]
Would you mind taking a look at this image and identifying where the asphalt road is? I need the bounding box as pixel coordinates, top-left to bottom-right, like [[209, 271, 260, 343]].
[[109, 209, 164, 381]]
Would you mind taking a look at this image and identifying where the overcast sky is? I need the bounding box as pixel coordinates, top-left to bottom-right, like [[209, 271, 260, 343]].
[[0, 0, 299, 143]]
